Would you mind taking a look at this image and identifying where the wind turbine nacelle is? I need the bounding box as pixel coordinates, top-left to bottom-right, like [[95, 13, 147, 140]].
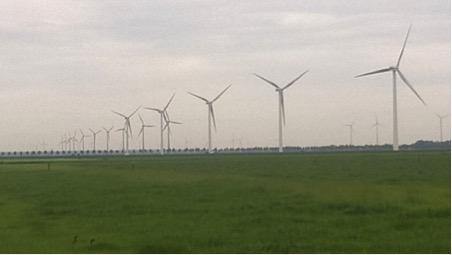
[[389, 66, 397, 71]]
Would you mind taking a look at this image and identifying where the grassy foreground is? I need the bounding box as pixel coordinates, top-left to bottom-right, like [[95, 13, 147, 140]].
[[0, 151, 449, 253]]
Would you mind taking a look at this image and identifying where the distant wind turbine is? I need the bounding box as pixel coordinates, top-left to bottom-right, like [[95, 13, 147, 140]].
[[345, 121, 355, 146], [89, 129, 101, 151], [355, 25, 426, 151], [163, 115, 182, 152], [112, 106, 141, 155], [103, 126, 114, 152], [79, 129, 91, 152], [145, 94, 175, 154], [138, 114, 154, 151], [435, 114, 448, 142], [116, 127, 125, 152], [254, 70, 309, 153], [371, 116, 384, 146], [188, 85, 231, 154]]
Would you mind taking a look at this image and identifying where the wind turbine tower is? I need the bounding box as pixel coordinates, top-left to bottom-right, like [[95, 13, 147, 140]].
[[435, 114, 448, 142], [345, 121, 355, 146], [188, 85, 231, 154], [103, 126, 114, 152], [138, 114, 154, 151], [355, 25, 426, 151], [372, 116, 384, 146], [79, 129, 90, 152], [254, 70, 309, 153], [145, 94, 175, 155], [163, 116, 182, 152], [89, 129, 101, 151], [112, 106, 141, 155], [116, 128, 125, 152]]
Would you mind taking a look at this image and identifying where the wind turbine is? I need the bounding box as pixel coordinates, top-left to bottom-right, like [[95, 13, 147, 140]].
[[138, 114, 154, 151], [89, 129, 101, 151], [371, 116, 384, 146], [435, 114, 448, 142], [112, 106, 141, 155], [145, 94, 175, 155], [116, 127, 125, 152], [79, 129, 90, 152], [345, 121, 355, 146], [188, 85, 231, 154], [355, 25, 426, 151], [254, 70, 309, 153], [103, 126, 114, 152], [163, 116, 182, 152]]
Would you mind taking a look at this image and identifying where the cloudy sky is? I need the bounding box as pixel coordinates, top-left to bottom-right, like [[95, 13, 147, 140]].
[[0, 0, 450, 152]]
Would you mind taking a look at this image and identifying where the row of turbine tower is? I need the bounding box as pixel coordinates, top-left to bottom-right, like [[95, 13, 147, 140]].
[[58, 25, 446, 154]]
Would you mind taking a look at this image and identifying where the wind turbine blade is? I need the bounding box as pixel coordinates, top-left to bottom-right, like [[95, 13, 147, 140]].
[[162, 122, 169, 132], [138, 114, 144, 125], [109, 126, 114, 132], [138, 127, 144, 137], [112, 110, 127, 118], [171, 121, 182, 125], [280, 92, 286, 125], [253, 73, 280, 89], [128, 106, 141, 118], [128, 121, 133, 138], [89, 128, 95, 134], [282, 70, 309, 90], [212, 84, 232, 103], [355, 68, 392, 78], [163, 93, 176, 112], [145, 107, 161, 113], [397, 70, 427, 106], [188, 92, 209, 102], [397, 24, 412, 68], [210, 104, 217, 132]]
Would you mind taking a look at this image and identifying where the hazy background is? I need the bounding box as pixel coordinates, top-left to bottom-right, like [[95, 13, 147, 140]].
[[0, 0, 450, 152]]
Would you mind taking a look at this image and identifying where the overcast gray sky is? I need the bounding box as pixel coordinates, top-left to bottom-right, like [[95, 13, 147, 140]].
[[0, 0, 450, 152]]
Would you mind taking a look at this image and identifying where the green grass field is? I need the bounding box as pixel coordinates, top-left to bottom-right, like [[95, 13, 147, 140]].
[[0, 151, 449, 253]]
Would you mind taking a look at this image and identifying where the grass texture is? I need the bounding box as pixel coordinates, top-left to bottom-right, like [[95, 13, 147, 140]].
[[0, 151, 449, 253]]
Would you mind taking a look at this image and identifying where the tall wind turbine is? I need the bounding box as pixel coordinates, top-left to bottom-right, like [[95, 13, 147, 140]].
[[112, 106, 141, 155], [89, 129, 101, 151], [435, 114, 448, 142], [254, 70, 309, 153], [188, 85, 231, 154], [345, 121, 355, 146], [355, 25, 426, 151], [138, 114, 154, 151], [372, 116, 384, 146], [103, 126, 114, 152], [145, 94, 175, 154]]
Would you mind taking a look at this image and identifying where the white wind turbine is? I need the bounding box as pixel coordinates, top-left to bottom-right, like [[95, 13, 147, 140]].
[[103, 126, 114, 152], [356, 25, 426, 151], [435, 114, 448, 142], [163, 116, 182, 152], [345, 121, 355, 146], [254, 70, 309, 153], [79, 129, 90, 152], [112, 106, 141, 155], [138, 114, 154, 151], [116, 127, 125, 152], [145, 94, 175, 155], [188, 85, 231, 154], [371, 116, 384, 146], [89, 129, 101, 151]]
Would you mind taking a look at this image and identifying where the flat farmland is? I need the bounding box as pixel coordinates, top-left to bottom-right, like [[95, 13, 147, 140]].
[[0, 151, 449, 253]]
